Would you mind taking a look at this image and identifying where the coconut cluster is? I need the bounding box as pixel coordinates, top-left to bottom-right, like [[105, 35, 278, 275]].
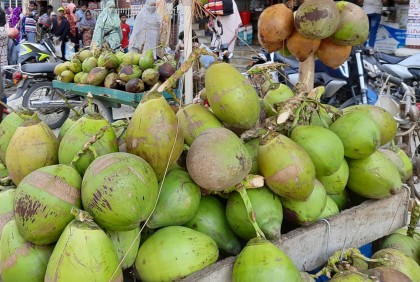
[[54, 48, 176, 93], [258, 0, 369, 68]]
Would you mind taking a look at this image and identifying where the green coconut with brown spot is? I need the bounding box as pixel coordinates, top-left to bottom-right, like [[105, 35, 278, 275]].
[[147, 169, 201, 229], [135, 226, 218, 282], [205, 63, 260, 129], [232, 237, 301, 282], [186, 127, 251, 192], [5, 118, 59, 185], [281, 179, 327, 226], [0, 188, 15, 237], [126, 91, 184, 181], [329, 1, 369, 46], [226, 187, 283, 240], [107, 227, 141, 270], [258, 133, 316, 201], [294, 0, 340, 40], [0, 219, 53, 282], [82, 152, 158, 231], [58, 114, 118, 176], [176, 103, 223, 146], [0, 112, 24, 163], [45, 217, 123, 282], [13, 164, 82, 245]]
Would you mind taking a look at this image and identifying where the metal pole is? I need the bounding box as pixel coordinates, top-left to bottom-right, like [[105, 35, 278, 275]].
[[182, 0, 193, 104]]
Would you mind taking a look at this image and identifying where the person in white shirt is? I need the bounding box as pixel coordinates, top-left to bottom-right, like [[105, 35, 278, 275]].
[[361, 0, 387, 48]]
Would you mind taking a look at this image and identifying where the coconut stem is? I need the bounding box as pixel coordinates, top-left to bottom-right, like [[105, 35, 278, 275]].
[[157, 47, 214, 93], [54, 89, 82, 117], [70, 206, 93, 222], [237, 186, 266, 239], [87, 93, 94, 115], [70, 125, 110, 168], [0, 176, 13, 186], [407, 198, 420, 238]]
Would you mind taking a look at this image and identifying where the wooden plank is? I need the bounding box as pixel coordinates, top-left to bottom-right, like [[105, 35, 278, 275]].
[[184, 188, 410, 282], [52, 81, 175, 107]]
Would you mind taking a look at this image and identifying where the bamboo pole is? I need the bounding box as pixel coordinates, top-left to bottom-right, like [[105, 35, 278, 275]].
[[182, 0, 194, 104]]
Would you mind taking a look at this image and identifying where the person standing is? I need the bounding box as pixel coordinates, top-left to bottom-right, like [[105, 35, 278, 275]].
[[76, 3, 87, 47], [38, 5, 53, 34], [92, 0, 122, 50], [24, 1, 38, 42], [51, 7, 70, 60], [129, 0, 161, 57], [120, 13, 130, 53], [208, 0, 242, 53], [65, 7, 78, 51], [0, 8, 9, 121], [80, 10, 95, 46], [361, 0, 387, 48], [66, 0, 77, 21]]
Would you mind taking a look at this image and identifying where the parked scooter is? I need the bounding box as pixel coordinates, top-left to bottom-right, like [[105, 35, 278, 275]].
[[9, 33, 63, 65]]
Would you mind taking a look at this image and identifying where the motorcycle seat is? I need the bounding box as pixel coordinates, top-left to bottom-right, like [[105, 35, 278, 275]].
[[378, 53, 407, 64], [21, 63, 60, 74]]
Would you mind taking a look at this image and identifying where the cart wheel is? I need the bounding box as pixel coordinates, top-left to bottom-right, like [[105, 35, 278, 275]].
[[22, 81, 70, 129], [80, 98, 113, 123]]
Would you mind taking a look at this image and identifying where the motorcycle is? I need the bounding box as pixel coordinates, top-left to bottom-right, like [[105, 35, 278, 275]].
[[9, 32, 63, 65], [247, 46, 377, 109]]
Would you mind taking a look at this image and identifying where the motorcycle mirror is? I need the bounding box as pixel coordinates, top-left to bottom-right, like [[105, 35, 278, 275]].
[[217, 20, 222, 28]]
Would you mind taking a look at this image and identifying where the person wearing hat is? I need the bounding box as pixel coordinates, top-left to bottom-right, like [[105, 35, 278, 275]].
[[51, 7, 70, 60]]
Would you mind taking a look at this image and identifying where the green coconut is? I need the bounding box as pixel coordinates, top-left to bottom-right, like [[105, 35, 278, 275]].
[[310, 109, 333, 128], [226, 187, 283, 240], [258, 133, 316, 201], [186, 127, 251, 192], [330, 271, 373, 281], [122, 51, 141, 65], [0, 112, 24, 163], [82, 152, 158, 231], [281, 179, 327, 226], [81, 57, 97, 73], [318, 158, 349, 195], [126, 92, 184, 180], [69, 58, 82, 73], [14, 165, 82, 245], [6, 119, 59, 185], [77, 49, 93, 62], [294, 0, 340, 40], [73, 71, 84, 83], [363, 267, 412, 282], [87, 67, 108, 86], [176, 103, 223, 146], [104, 72, 120, 89], [147, 169, 201, 229], [54, 62, 69, 76], [205, 62, 260, 129], [57, 115, 81, 141], [291, 125, 344, 176], [328, 189, 348, 211], [107, 227, 141, 270], [58, 70, 75, 83], [58, 114, 118, 175], [330, 1, 369, 46], [263, 83, 294, 117], [395, 148, 413, 181], [45, 216, 123, 282], [0, 219, 53, 282], [330, 111, 381, 159], [184, 195, 241, 255], [139, 49, 154, 70], [103, 52, 120, 69], [0, 160, 7, 178], [317, 195, 339, 220], [244, 138, 260, 174], [347, 150, 402, 199], [141, 68, 160, 86], [369, 248, 420, 282], [0, 188, 15, 237], [135, 226, 218, 282], [232, 237, 301, 282], [343, 105, 397, 146], [379, 149, 410, 182], [379, 233, 420, 264], [115, 51, 125, 64]]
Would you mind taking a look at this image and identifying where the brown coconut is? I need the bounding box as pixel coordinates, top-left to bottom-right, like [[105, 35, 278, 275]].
[[258, 4, 294, 53], [317, 38, 352, 69], [286, 30, 321, 62]]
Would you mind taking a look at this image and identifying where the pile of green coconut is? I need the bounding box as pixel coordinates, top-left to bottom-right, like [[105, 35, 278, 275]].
[[0, 0, 419, 281]]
